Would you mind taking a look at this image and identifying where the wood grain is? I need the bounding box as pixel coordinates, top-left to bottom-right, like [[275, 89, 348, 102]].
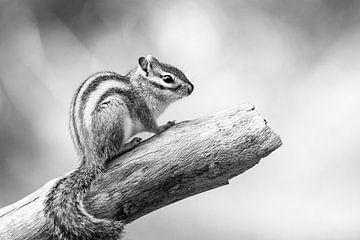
[[0, 104, 282, 239]]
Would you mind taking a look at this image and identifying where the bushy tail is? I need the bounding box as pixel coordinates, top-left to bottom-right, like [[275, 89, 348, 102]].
[[44, 166, 123, 240]]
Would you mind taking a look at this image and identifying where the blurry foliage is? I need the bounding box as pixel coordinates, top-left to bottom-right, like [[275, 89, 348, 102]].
[[1, 0, 360, 239]]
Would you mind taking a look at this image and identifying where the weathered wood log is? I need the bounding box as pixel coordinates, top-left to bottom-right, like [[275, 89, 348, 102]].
[[0, 104, 282, 240]]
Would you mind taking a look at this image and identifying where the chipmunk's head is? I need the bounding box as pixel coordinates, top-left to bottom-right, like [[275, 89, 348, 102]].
[[136, 55, 193, 99]]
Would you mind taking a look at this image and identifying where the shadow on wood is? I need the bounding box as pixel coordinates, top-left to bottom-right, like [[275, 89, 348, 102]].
[[0, 104, 282, 240]]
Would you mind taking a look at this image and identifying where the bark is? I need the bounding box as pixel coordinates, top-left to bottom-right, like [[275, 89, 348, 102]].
[[0, 104, 282, 240]]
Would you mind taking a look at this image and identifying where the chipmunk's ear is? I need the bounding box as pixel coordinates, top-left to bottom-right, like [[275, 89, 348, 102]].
[[138, 56, 151, 76], [146, 55, 159, 63]]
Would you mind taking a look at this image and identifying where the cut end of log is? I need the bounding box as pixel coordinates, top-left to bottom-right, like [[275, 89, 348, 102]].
[[0, 104, 282, 240]]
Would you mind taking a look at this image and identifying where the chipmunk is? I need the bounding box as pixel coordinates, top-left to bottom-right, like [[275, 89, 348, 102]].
[[44, 55, 194, 240]]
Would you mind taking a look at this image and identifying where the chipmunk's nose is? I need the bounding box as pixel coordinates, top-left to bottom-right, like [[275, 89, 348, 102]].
[[187, 83, 194, 94]]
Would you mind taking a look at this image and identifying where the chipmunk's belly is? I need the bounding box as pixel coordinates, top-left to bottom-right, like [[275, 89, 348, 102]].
[[132, 120, 144, 135], [123, 115, 133, 141], [122, 116, 144, 141]]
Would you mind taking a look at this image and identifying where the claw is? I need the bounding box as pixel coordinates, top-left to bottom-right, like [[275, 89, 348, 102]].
[[157, 120, 176, 133], [167, 120, 176, 127], [131, 137, 142, 144]]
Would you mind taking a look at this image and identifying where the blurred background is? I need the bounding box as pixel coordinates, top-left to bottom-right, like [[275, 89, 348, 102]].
[[1, 0, 360, 239]]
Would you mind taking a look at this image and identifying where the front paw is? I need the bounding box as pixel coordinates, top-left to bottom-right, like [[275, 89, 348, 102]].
[[130, 137, 142, 145], [165, 120, 176, 128], [158, 120, 176, 132]]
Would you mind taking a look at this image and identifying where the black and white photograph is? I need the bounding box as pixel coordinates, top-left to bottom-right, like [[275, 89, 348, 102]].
[[0, 0, 359, 239]]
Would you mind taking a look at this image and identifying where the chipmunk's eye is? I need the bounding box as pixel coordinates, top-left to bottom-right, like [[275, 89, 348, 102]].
[[162, 75, 174, 83]]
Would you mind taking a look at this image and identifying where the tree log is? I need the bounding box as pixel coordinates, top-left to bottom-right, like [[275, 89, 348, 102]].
[[0, 104, 282, 240]]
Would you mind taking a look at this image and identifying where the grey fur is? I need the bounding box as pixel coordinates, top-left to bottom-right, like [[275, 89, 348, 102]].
[[45, 56, 193, 240]]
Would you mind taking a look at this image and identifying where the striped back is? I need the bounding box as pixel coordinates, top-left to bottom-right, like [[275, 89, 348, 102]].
[[69, 72, 130, 159]]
